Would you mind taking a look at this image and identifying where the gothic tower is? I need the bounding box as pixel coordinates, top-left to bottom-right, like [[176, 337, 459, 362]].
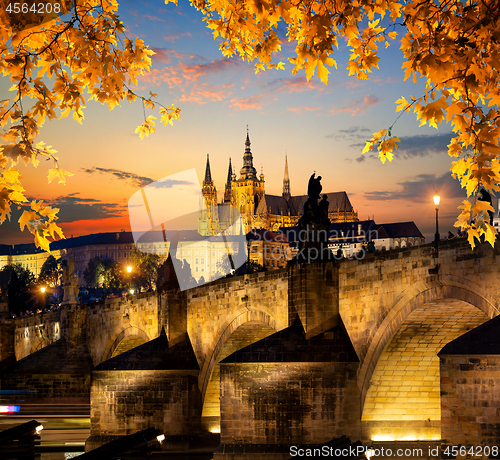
[[231, 130, 265, 232], [282, 155, 290, 201], [200, 154, 219, 235], [223, 158, 233, 203]]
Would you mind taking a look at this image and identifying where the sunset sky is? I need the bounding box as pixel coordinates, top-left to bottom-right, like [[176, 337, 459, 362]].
[[0, 0, 472, 245]]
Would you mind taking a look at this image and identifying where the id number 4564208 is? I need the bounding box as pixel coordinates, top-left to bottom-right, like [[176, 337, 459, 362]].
[[443, 445, 499, 457], [5, 2, 62, 14]]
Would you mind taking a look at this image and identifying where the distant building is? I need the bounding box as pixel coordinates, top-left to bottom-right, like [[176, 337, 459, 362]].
[[199, 131, 359, 235], [326, 220, 425, 256], [0, 230, 244, 285], [281, 220, 425, 258], [247, 229, 294, 270], [0, 231, 160, 284], [0, 244, 50, 277]]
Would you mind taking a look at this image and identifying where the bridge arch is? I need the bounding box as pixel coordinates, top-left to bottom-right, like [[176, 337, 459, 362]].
[[101, 325, 150, 362], [358, 281, 498, 400], [31, 338, 50, 354], [199, 309, 285, 433], [359, 282, 498, 442]]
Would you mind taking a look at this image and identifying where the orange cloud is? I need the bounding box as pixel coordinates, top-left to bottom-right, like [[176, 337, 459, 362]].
[[143, 14, 164, 22], [163, 32, 193, 42], [364, 95, 379, 106], [179, 84, 234, 104], [229, 94, 267, 111], [264, 76, 322, 93], [139, 57, 240, 94], [330, 95, 380, 116], [60, 216, 131, 238], [151, 48, 184, 64], [287, 106, 322, 113], [229, 76, 322, 111], [179, 59, 240, 83]]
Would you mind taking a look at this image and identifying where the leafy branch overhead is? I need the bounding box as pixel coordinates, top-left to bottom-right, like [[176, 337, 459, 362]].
[[0, 0, 180, 250], [2, 0, 500, 251], [165, 0, 500, 248]]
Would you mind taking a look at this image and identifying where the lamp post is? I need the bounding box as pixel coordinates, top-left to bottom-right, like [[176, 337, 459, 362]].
[[433, 191, 440, 243], [126, 265, 132, 295], [40, 286, 46, 310]]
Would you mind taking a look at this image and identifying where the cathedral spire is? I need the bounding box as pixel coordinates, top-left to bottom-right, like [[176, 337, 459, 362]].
[[204, 153, 213, 185], [226, 157, 233, 182], [282, 154, 290, 200], [239, 128, 258, 180], [224, 157, 233, 203]]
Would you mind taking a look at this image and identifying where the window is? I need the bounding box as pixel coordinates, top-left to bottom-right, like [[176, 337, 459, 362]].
[[201, 258, 204, 264], [195, 258, 198, 264]]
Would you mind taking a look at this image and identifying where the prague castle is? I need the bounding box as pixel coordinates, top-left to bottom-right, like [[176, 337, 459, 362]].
[[199, 131, 359, 235]]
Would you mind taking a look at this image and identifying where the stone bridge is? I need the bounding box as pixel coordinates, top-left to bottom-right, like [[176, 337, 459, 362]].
[[1, 238, 500, 457]]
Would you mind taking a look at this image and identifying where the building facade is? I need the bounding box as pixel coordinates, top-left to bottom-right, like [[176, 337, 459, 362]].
[[325, 220, 426, 257], [199, 131, 359, 235]]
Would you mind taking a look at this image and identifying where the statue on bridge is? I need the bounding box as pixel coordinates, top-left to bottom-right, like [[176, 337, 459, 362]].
[[296, 173, 333, 263], [61, 257, 79, 306], [307, 173, 323, 201]]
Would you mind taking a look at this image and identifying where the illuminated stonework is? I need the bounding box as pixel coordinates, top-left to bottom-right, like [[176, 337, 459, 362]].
[[201, 321, 276, 433], [362, 298, 489, 441]]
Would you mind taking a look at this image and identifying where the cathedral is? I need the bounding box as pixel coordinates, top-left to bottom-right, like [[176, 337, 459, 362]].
[[199, 131, 359, 236]]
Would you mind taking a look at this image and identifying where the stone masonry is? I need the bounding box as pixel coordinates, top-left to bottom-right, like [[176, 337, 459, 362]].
[[1, 238, 500, 453]]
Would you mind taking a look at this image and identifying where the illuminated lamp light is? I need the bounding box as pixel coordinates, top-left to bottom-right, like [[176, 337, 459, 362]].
[[0, 405, 20, 413], [210, 427, 221, 434], [371, 435, 395, 441], [371, 434, 441, 442], [365, 448, 376, 459], [35, 424, 43, 434], [156, 434, 165, 444]]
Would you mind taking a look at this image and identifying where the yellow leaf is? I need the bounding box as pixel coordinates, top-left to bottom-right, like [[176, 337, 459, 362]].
[[47, 168, 74, 184], [472, 199, 495, 216], [484, 223, 496, 247], [316, 60, 330, 84], [467, 227, 480, 250], [395, 96, 409, 113], [19, 210, 37, 232], [362, 142, 373, 154]]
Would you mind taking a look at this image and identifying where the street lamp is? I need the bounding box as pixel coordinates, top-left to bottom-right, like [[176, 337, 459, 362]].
[[433, 191, 440, 243], [126, 265, 132, 294], [40, 286, 46, 310]]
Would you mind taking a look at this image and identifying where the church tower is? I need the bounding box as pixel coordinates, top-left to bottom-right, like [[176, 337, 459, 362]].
[[200, 154, 219, 235], [282, 155, 290, 201], [239, 131, 258, 180], [231, 129, 265, 232], [223, 158, 233, 203]]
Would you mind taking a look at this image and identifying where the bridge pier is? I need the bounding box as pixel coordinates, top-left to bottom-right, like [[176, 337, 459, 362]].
[[0, 318, 15, 367], [288, 261, 339, 337], [215, 317, 361, 459], [86, 330, 220, 453], [61, 304, 87, 349]]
